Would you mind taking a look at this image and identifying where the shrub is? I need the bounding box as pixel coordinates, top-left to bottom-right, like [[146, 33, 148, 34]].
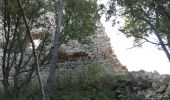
[[53, 64, 136, 100], [0, 81, 41, 100], [122, 95, 145, 100], [0, 64, 148, 100]]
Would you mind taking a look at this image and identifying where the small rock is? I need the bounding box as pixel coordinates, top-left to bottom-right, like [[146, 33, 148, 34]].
[[163, 94, 169, 99], [133, 87, 138, 92], [155, 85, 168, 94], [157, 94, 164, 100], [162, 75, 170, 84], [145, 90, 154, 99], [165, 82, 170, 94], [145, 93, 152, 99], [152, 81, 160, 90], [137, 91, 145, 97]]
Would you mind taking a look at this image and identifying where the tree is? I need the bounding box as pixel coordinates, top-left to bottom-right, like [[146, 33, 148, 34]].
[[16, 0, 45, 99], [45, 0, 64, 99], [45, 0, 100, 99], [0, 0, 49, 98], [46, 0, 100, 45], [0, 0, 100, 99], [61, 0, 100, 44], [102, 0, 170, 61]]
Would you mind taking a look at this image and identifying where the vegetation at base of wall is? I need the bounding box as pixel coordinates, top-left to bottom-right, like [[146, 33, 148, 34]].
[[0, 82, 41, 100], [53, 64, 146, 100], [0, 64, 148, 100]]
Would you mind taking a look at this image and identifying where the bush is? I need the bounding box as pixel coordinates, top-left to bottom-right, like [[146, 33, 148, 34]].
[[0, 81, 41, 100], [53, 64, 118, 99], [0, 64, 146, 100], [53, 64, 144, 100], [122, 95, 145, 100]]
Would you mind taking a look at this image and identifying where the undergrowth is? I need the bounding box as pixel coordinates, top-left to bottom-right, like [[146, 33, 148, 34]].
[[0, 64, 145, 100], [53, 64, 144, 100]]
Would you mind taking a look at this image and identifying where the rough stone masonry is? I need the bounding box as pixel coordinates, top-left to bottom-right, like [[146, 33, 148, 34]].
[[51, 22, 128, 76], [0, 22, 127, 80]]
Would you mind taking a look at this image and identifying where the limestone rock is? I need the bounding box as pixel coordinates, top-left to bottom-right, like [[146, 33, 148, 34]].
[[155, 85, 167, 94], [165, 82, 170, 94], [58, 22, 125, 73], [152, 81, 160, 90], [113, 65, 128, 73], [145, 91, 152, 99]]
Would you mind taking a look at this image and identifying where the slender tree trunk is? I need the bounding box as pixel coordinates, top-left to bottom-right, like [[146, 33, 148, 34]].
[[167, 32, 170, 47], [155, 31, 170, 61], [155, 7, 170, 61], [45, 0, 64, 100], [2, 0, 11, 97], [16, 0, 45, 100], [145, 22, 170, 61]]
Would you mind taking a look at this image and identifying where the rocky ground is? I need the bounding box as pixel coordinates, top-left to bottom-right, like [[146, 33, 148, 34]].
[[115, 70, 170, 100]]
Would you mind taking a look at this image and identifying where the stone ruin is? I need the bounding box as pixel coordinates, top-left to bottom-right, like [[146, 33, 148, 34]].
[[0, 22, 127, 80], [53, 22, 128, 75]]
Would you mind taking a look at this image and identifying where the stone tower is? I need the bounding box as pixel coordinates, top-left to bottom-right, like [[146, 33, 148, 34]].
[[58, 22, 128, 73]]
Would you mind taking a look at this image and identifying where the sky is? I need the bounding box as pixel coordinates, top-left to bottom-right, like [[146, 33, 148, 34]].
[[98, 0, 170, 75]]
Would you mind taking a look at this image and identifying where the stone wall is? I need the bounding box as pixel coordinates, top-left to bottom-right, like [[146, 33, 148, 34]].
[[0, 22, 127, 80], [54, 22, 127, 75]]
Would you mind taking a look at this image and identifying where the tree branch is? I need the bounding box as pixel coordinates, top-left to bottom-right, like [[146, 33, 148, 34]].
[[16, 0, 45, 99], [127, 1, 170, 61], [45, 0, 64, 99]]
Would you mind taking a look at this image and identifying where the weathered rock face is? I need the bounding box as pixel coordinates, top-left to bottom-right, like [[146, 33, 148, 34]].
[[105, 70, 170, 100], [128, 71, 170, 100], [57, 22, 127, 74]]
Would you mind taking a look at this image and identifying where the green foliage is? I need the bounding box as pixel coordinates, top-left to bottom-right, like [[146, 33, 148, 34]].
[[45, 0, 100, 44], [0, 82, 41, 100], [0, 64, 149, 100], [53, 65, 145, 100], [16, 82, 41, 100], [0, 0, 100, 98], [122, 95, 145, 100], [103, 0, 170, 48], [53, 64, 117, 100], [61, 0, 100, 44]]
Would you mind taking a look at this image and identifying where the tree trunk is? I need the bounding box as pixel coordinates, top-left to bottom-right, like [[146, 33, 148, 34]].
[[155, 31, 170, 61], [45, 0, 64, 100], [155, 7, 170, 61], [16, 0, 45, 100], [128, 1, 170, 61], [167, 33, 170, 47], [2, 0, 11, 97]]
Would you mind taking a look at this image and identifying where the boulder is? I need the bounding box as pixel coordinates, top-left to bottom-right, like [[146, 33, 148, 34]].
[[152, 81, 160, 90], [165, 82, 170, 94], [155, 85, 168, 94]]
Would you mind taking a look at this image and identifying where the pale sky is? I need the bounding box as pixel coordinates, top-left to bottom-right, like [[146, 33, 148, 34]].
[[99, 0, 170, 75]]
